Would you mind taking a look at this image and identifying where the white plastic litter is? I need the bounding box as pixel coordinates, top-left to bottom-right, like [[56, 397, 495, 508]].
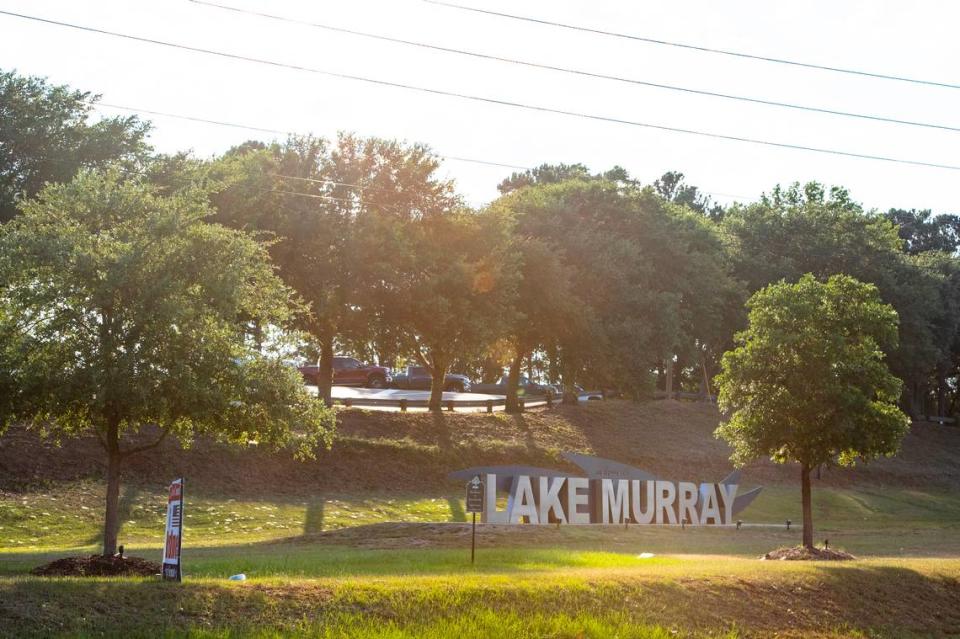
[[228, 573, 247, 581], [636, 553, 656, 559]]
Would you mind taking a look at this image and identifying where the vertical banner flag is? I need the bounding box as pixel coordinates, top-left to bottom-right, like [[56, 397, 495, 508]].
[[162, 478, 184, 582]]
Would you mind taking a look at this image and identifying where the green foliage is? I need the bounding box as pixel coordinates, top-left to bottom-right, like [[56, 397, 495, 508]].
[[721, 182, 960, 415], [716, 274, 909, 469], [495, 179, 740, 396], [653, 170, 724, 220], [497, 162, 638, 194], [0, 69, 151, 223], [0, 170, 332, 450], [885, 208, 960, 254], [388, 206, 518, 407], [0, 170, 335, 550]]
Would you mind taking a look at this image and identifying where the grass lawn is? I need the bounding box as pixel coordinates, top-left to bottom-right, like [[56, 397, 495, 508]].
[[2, 555, 958, 638], [2, 403, 958, 637], [2, 483, 959, 637], [3, 481, 960, 554]]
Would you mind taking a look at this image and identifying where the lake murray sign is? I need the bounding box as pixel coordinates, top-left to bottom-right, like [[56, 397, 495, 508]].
[[450, 453, 762, 526]]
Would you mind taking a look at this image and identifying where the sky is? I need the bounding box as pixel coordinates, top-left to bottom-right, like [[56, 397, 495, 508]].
[[1, 0, 958, 211]]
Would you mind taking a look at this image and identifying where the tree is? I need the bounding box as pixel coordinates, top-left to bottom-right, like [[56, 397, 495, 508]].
[[884, 208, 960, 255], [0, 69, 150, 223], [653, 170, 724, 220], [0, 171, 335, 555], [720, 182, 947, 416], [497, 162, 638, 194], [715, 274, 909, 548], [209, 134, 459, 407], [390, 208, 517, 411]]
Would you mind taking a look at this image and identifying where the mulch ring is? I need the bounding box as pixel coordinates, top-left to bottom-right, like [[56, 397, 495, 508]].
[[32, 555, 162, 577], [761, 546, 856, 561]]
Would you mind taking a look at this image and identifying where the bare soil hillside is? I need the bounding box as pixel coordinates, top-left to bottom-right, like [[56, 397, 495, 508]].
[[1, 400, 957, 497]]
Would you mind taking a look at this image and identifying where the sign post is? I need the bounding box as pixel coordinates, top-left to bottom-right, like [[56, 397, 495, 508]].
[[465, 475, 484, 564], [162, 478, 184, 582]]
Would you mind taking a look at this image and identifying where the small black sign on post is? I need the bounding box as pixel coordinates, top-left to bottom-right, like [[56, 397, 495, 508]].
[[465, 475, 484, 564]]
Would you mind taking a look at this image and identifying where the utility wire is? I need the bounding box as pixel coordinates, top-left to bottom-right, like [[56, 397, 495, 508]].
[[189, 0, 960, 133], [424, 0, 960, 91], [96, 102, 529, 170], [267, 189, 358, 203], [270, 174, 365, 190], [4, 10, 957, 171], [54, 107, 752, 202]]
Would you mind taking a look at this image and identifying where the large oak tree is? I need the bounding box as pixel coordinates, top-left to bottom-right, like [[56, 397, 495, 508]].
[[0, 171, 335, 555]]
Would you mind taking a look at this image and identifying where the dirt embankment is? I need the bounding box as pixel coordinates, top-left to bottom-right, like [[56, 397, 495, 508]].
[[1, 400, 957, 497]]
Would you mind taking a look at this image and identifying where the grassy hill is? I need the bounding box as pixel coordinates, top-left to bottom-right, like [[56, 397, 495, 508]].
[[1, 400, 958, 554], [2, 400, 960, 637]]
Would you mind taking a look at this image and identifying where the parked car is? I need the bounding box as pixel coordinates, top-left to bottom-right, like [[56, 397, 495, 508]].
[[471, 374, 555, 398], [298, 356, 392, 388], [390, 366, 472, 393]]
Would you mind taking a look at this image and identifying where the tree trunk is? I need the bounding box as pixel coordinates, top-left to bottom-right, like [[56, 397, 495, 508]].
[[664, 356, 674, 400], [102, 420, 122, 556], [937, 364, 947, 419], [699, 352, 711, 402], [428, 361, 447, 412], [318, 338, 334, 408], [561, 357, 579, 406], [505, 350, 524, 414], [253, 319, 263, 353], [801, 464, 814, 549]]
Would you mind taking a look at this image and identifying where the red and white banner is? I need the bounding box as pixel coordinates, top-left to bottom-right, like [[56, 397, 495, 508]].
[[162, 478, 184, 581]]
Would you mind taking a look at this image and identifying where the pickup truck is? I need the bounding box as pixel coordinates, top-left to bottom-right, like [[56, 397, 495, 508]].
[[298, 356, 392, 388], [471, 374, 555, 398], [390, 366, 472, 393]]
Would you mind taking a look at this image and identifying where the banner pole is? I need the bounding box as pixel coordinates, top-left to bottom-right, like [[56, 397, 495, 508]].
[[177, 478, 184, 583]]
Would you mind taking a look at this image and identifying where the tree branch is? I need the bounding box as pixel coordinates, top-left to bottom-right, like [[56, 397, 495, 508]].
[[93, 427, 108, 451], [119, 426, 171, 458]]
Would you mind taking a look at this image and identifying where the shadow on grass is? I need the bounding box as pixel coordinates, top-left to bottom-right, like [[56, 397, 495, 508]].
[[446, 496, 466, 522], [0, 563, 957, 638], [83, 482, 140, 549], [303, 498, 326, 535]]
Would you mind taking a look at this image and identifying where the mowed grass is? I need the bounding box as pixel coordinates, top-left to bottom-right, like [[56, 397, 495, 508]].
[[2, 557, 959, 638], [0, 481, 458, 550], [0, 481, 960, 556]]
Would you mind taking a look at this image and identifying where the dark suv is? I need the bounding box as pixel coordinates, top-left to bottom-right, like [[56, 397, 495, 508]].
[[390, 366, 472, 393], [298, 357, 392, 389]]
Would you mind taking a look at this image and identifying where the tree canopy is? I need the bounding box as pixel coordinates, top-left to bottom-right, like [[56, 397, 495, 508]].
[[0, 69, 150, 223], [715, 274, 910, 547], [0, 170, 335, 554]]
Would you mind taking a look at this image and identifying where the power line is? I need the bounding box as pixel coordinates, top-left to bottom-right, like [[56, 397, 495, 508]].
[[95, 102, 529, 171], [56, 104, 753, 203], [271, 174, 365, 190], [4, 9, 958, 172], [267, 189, 358, 203], [424, 0, 960, 91], [189, 0, 960, 134]]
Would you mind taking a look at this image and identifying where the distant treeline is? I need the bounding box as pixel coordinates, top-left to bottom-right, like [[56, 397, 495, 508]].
[[3, 69, 958, 415]]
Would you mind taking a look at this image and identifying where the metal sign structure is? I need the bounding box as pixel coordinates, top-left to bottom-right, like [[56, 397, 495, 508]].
[[465, 475, 484, 563], [162, 478, 184, 581], [450, 453, 762, 526]]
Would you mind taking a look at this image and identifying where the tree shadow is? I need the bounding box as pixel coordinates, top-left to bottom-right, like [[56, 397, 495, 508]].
[[446, 496, 466, 522], [85, 482, 140, 548], [510, 414, 538, 453], [303, 498, 326, 535], [430, 412, 453, 452]]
